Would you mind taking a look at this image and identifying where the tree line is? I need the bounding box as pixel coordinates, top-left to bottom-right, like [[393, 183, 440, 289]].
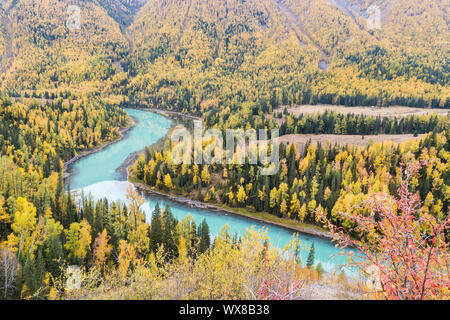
[[0, 97, 128, 177], [277, 110, 449, 135], [132, 129, 449, 240]]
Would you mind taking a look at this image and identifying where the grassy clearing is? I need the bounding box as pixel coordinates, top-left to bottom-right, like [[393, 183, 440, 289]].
[[280, 105, 449, 118], [278, 133, 425, 149]]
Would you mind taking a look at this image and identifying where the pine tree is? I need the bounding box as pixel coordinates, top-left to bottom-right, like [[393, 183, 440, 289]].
[[149, 203, 163, 254], [44, 234, 64, 278], [306, 243, 315, 268], [287, 145, 297, 185], [162, 206, 178, 259], [66, 182, 76, 225], [198, 219, 211, 254], [35, 248, 46, 295], [188, 220, 197, 257], [197, 179, 202, 200]]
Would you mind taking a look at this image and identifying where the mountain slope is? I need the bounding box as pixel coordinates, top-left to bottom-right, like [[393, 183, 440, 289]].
[[0, 0, 448, 123], [0, 0, 128, 94]]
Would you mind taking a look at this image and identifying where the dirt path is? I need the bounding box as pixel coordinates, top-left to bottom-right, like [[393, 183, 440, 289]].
[[273, 0, 330, 70], [121, 25, 134, 54], [213, 37, 222, 60]]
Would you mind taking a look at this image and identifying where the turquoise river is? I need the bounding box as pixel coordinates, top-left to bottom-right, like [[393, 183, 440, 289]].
[[67, 108, 357, 275]]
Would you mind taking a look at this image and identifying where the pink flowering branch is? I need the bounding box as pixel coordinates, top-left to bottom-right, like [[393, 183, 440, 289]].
[[316, 161, 450, 300]]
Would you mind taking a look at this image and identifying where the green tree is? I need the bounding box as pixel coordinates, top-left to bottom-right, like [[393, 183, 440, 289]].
[[198, 219, 211, 254], [149, 203, 163, 254], [306, 243, 315, 268]]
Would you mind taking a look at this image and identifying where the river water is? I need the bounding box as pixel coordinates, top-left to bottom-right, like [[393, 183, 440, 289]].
[[67, 108, 356, 274]]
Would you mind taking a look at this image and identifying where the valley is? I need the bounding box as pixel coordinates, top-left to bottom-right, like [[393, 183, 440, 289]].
[[0, 0, 448, 301]]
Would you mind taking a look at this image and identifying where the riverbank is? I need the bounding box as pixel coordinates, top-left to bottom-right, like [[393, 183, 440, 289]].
[[122, 109, 334, 240], [65, 106, 334, 241], [63, 115, 137, 178], [129, 175, 333, 240], [116, 114, 180, 180], [127, 105, 201, 121]]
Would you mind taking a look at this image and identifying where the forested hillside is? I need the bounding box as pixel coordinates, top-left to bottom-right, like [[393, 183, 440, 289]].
[[119, 0, 449, 129], [0, 0, 128, 94], [0, 0, 448, 124], [0, 96, 128, 174], [132, 129, 450, 239]]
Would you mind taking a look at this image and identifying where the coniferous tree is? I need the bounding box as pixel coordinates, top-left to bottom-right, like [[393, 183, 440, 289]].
[[149, 203, 163, 253], [306, 243, 315, 268], [198, 219, 211, 254], [162, 206, 178, 259], [44, 234, 64, 278]]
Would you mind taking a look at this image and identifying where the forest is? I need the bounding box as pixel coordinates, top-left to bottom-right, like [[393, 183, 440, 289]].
[[0, 95, 332, 300], [131, 129, 449, 239], [0, 0, 448, 129], [277, 110, 449, 135], [0, 96, 128, 174], [0, 0, 448, 301], [0, 149, 220, 299]]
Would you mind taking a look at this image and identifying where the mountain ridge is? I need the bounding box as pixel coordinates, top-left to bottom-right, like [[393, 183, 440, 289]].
[[0, 0, 447, 118]]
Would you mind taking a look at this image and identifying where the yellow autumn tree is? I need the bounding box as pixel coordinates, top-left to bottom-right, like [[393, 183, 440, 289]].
[[236, 186, 247, 205], [118, 240, 137, 279], [92, 229, 112, 270], [201, 165, 211, 185], [127, 223, 150, 258], [0, 198, 10, 226], [164, 174, 174, 190], [64, 219, 92, 265], [126, 185, 145, 230], [7, 197, 43, 260], [289, 193, 301, 219]]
